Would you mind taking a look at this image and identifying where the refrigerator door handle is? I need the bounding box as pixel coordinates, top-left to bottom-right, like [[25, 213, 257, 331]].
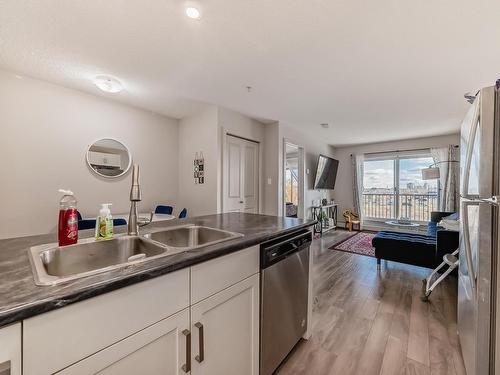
[[461, 98, 481, 195], [461, 195, 500, 205], [461, 199, 478, 297], [479, 196, 499, 205]]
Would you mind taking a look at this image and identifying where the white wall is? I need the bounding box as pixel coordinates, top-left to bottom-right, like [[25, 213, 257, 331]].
[[178, 106, 219, 217], [177, 106, 267, 216], [278, 123, 335, 219], [332, 133, 460, 223], [0, 70, 179, 239], [263, 122, 280, 215], [218, 108, 265, 143], [262, 122, 335, 218]]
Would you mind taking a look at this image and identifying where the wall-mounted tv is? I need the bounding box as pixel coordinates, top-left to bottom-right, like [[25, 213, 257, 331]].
[[313, 155, 339, 190]]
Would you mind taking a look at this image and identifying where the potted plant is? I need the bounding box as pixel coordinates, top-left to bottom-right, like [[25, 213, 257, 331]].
[[317, 210, 329, 228]]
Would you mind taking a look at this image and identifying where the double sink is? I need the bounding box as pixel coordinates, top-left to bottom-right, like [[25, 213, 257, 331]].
[[29, 225, 243, 286]]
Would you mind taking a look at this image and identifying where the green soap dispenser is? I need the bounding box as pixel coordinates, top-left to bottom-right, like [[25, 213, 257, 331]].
[[95, 203, 113, 240]]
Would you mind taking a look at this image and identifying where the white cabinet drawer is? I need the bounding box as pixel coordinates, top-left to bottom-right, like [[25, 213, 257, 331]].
[[0, 323, 21, 375], [24, 269, 189, 375], [56, 308, 190, 375], [191, 246, 259, 304]]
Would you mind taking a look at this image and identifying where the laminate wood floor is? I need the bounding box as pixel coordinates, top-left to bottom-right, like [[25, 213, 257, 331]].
[[276, 230, 466, 375]]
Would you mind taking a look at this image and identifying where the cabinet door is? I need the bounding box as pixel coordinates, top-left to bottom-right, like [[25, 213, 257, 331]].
[[25, 269, 189, 375], [58, 309, 190, 375], [191, 274, 259, 375], [0, 323, 21, 375]]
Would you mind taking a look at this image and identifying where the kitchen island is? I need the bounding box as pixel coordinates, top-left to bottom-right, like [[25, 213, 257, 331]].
[[0, 213, 315, 375]]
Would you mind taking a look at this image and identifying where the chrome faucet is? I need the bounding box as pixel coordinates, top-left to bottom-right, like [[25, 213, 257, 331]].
[[128, 164, 153, 236]]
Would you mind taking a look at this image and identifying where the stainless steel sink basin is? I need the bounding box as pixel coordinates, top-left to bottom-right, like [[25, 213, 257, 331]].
[[144, 226, 243, 250], [29, 236, 168, 286]]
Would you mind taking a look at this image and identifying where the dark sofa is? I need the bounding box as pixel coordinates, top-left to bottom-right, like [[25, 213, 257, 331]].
[[372, 211, 459, 269]]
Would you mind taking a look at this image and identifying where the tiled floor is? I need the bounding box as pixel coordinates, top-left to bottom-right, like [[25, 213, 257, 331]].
[[276, 230, 466, 375]]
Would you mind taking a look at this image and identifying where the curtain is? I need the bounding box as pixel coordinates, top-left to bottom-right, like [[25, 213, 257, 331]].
[[430, 145, 459, 212], [351, 153, 365, 225]]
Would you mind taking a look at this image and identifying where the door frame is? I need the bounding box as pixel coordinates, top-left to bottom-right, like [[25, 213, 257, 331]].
[[282, 139, 305, 219], [221, 129, 262, 214]]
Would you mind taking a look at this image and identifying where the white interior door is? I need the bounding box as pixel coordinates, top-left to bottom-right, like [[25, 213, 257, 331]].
[[224, 135, 259, 213]]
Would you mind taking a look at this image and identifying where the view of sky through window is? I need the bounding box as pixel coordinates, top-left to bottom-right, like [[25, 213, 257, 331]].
[[362, 156, 439, 221], [363, 157, 437, 193]]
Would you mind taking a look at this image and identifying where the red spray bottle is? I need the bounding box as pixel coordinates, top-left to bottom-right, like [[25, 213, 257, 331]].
[[58, 189, 78, 246]]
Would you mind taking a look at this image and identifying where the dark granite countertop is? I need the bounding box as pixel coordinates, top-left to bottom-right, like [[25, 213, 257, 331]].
[[0, 213, 315, 328]]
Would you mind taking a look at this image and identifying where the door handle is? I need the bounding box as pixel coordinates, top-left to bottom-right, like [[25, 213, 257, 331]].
[[195, 322, 205, 363], [461, 199, 478, 297], [181, 329, 191, 373], [480, 196, 499, 206], [461, 99, 480, 195], [239, 200, 244, 204]]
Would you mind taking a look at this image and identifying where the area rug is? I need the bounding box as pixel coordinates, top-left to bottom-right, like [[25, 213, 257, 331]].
[[329, 232, 376, 258]]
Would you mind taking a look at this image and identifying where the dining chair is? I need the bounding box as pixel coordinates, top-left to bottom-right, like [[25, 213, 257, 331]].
[[77, 211, 97, 230], [178, 208, 187, 219], [77, 211, 127, 230], [155, 205, 174, 215]]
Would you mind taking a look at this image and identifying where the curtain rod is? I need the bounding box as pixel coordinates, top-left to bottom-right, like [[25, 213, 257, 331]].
[[351, 144, 459, 157]]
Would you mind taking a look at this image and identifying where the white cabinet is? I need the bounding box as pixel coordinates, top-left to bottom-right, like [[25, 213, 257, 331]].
[[24, 269, 190, 374], [57, 308, 190, 375], [191, 245, 259, 304], [22, 246, 260, 375], [190, 274, 260, 375], [0, 323, 21, 375]]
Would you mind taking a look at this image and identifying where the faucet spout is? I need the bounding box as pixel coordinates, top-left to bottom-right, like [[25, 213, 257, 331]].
[[128, 164, 152, 235], [128, 201, 139, 236], [130, 164, 141, 202]]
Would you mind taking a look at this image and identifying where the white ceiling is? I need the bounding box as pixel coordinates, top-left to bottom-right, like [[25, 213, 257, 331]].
[[1, 0, 499, 146]]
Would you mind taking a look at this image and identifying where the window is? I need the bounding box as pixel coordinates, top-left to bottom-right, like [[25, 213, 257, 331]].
[[362, 152, 439, 222]]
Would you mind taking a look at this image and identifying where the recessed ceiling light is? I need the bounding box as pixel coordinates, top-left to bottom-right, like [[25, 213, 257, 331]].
[[93, 75, 123, 93], [320, 123, 329, 129], [186, 7, 201, 19]]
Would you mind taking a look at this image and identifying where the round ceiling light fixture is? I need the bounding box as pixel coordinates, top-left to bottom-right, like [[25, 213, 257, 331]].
[[320, 123, 329, 129], [93, 75, 123, 93], [186, 7, 201, 19]]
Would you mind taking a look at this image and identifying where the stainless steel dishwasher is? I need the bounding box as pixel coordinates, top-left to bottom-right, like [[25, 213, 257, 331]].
[[260, 229, 312, 375]]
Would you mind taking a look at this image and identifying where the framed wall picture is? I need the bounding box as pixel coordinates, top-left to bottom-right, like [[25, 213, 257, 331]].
[[194, 152, 205, 184]]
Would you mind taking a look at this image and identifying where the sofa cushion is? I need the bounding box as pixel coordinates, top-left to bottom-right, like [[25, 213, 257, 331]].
[[443, 212, 459, 220], [372, 231, 437, 269], [427, 221, 440, 237], [373, 231, 436, 246]]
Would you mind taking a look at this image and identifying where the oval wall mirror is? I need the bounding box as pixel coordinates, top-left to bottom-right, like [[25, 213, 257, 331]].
[[86, 138, 132, 178]]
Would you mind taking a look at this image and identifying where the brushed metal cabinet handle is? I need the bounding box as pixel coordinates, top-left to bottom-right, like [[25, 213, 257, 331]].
[[181, 329, 191, 373], [195, 322, 205, 363]]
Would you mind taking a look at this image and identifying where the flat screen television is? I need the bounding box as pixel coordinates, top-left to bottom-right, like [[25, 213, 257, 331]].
[[313, 155, 339, 189]]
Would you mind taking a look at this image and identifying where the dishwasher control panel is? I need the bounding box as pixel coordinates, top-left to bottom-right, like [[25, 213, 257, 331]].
[[260, 229, 312, 268]]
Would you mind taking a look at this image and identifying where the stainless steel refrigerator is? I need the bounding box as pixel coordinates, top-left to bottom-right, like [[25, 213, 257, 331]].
[[458, 83, 500, 375]]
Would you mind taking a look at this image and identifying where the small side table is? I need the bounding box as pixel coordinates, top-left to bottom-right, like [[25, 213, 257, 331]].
[[312, 204, 338, 236]]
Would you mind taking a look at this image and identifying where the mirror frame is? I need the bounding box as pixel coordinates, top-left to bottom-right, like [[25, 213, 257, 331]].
[[86, 138, 132, 179]]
